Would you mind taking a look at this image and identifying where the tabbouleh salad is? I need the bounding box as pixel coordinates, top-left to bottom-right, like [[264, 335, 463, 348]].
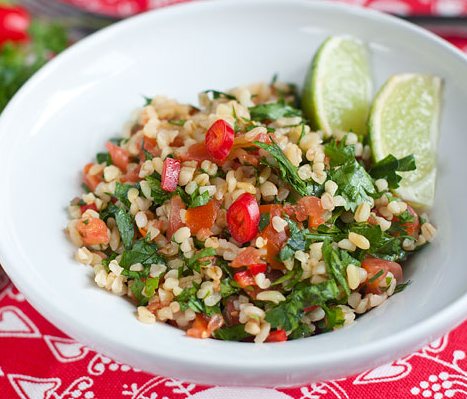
[[66, 42, 438, 343]]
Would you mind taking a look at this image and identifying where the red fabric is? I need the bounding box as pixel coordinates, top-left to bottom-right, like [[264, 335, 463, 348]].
[[0, 267, 466, 398], [60, 0, 467, 17]]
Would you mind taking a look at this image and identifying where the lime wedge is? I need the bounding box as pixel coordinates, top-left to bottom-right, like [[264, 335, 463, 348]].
[[369, 74, 443, 209], [302, 35, 372, 135]]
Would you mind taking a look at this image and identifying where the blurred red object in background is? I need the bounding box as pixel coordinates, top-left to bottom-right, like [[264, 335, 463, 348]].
[[0, 4, 30, 45]]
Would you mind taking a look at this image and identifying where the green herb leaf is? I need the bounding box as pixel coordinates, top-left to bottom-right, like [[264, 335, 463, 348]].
[[146, 174, 172, 205], [259, 213, 270, 232], [265, 280, 340, 332], [324, 139, 356, 167], [394, 280, 411, 294], [142, 96, 152, 106], [256, 141, 321, 197], [249, 100, 302, 122], [96, 152, 111, 165], [370, 154, 416, 189], [220, 278, 240, 298], [120, 239, 165, 268], [144, 277, 160, 297], [213, 324, 251, 341], [279, 218, 307, 261], [168, 119, 186, 126], [321, 304, 345, 331], [189, 188, 211, 208], [330, 160, 376, 211], [114, 182, 134, 208], [289, 322, 314, 339], [186, 248, 216, 272], [203, 90, 236, 101], [115, 208, 134, 250], [368, 269, 384, 283], [131, 278, 148, 306]]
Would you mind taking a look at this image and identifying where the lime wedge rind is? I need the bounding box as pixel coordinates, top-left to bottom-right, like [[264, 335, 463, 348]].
[[303, 35, 373, 136], [369, 74, 443, 209]]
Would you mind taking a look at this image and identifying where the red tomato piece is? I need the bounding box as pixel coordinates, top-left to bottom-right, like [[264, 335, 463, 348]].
[[362, 257, 403, 294], [161, 157, 181, 192], [106, 142, 130, 172], [80, 203, 97, 213], [266, 329, 287, 342], [0, 5, 30, 45], [185, 199, 220, 234], [178, 142, 212, 162], [230, 148, 259, 166], [234, 271, 256, 288], [227, 193, 260, 244], [205, 119, 234, 163], [167, 195, 186, 239], [186, 314, 210, 339], [248, 263, 267, 275], [259, 205, 288, 270], [121, 164, 141, 183], [83, 163, 103, 191], [233, 131, 271, 148], [76, 218, 109, 246], [139, 136, 161, 160], [394, 205, 420, 238], [231, 247, 263, 268], [294, 196, 326, 228]]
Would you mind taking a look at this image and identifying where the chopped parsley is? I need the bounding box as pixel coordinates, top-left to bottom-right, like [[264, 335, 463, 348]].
[[249, 100, 302, 122], [120, 239, 165, 268], [256, 141, 322, 197], [370, 154, 416, 189], [213, 325, 251, 341], [265, 280, 340, 332]]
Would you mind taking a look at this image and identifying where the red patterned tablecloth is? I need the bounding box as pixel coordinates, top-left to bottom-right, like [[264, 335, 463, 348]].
[[59, 0, 467, 17], [1, 1, 467, 398], [0, 266, 466, 398]]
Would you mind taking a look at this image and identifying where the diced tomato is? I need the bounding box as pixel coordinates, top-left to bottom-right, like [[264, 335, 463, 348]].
[[248, 263, 267, 275], [178, 142, 211, 162], [362, 257, 403, 294], [0, 5, 30, 45], [259, 205, 288, 269], [394, 205, 420, 238], [294, 196, 326, 228], [227, 193, 260, 244], [76, 218, 109, 246], [80, 203, 97, 213], [234, 271, 256, 288], [121, 164, 140, 183], [138, 136, 161, 160], [161, 158, 181, 192], [205, 119, 234, 163], [187, 314, 223, 339], [266, 329, 287, 342], [230, 148, 259, 166], [106, 142, 130, 172], [231, 247, 264, 268], [187, 314, 210, 339], [83, 163, 103, 191], [167, 195, 186, 239], [185, 199, 220, 234]]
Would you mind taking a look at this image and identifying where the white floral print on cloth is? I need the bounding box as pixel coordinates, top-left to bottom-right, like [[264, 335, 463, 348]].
[[0, 266, 465, 399]]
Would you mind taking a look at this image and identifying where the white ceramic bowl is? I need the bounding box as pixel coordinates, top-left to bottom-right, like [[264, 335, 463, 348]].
[[0, 0, 466, 387]]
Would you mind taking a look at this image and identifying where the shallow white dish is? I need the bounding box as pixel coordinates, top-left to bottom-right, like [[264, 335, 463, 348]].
[[0, 0, 466, 387]]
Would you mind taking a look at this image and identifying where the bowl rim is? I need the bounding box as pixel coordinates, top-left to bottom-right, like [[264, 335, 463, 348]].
[[0, 0, 466, 376]]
